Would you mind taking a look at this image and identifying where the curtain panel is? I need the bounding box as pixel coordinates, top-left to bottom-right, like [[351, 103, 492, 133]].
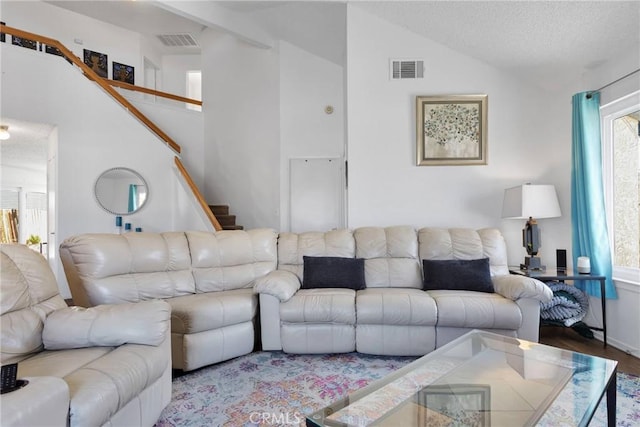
[[571, 92, 617, 299]]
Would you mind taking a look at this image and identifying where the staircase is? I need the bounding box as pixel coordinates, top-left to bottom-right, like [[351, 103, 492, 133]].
[[209, 205, 243, 230]]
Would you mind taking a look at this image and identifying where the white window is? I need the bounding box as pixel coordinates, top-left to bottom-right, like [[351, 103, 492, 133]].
[[601, 90, 640, 284], [186, 70, 202, 112]]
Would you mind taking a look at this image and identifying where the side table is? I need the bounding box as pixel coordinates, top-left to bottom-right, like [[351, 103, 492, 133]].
[[509, 267, 607, 347]]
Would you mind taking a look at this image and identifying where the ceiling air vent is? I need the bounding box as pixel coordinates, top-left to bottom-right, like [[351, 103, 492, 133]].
[[156, 33, 199, 47], [390, 59, 424, 79]]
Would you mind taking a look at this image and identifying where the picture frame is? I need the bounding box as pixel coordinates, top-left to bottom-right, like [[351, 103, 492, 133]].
[[414, 383, 491, 426], [83, 49, 108, 78], [45, 45, 63, 57], [112, 62, 135, 85], [11, 36, 37, 50], [416, 94, 488, 166]]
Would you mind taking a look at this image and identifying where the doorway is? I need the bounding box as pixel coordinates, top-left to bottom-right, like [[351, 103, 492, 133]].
[[0, 118, 56, 269]]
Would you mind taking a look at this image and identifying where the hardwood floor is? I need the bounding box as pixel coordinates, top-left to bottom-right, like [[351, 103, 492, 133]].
[[539, 325, 640, 376]]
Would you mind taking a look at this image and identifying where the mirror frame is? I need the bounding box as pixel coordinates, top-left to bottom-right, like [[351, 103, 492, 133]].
[[94, 167, 149, 215]]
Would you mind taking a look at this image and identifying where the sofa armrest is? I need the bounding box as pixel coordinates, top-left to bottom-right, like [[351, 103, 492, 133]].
[[42, 299, 171, 350], [492, 274, 553, 303], [1, 376, 70, 427], [254, 270, 301, 302]]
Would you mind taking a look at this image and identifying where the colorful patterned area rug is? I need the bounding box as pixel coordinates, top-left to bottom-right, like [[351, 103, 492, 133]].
[[155, 351, 639, 427]]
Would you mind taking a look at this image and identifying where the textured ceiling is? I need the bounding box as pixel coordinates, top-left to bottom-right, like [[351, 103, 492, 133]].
[[0, 118, 53, 174], [356, 1, 640, 91]]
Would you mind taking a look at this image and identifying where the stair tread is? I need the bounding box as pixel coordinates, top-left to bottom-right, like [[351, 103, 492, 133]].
[[209, 205, 230, 215], [222, 225, 244, 230], [216, 215, 237, 226]]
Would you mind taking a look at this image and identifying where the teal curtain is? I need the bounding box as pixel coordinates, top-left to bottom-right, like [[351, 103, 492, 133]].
[[128, 184, 138, 213], [571, 92, 617, 299]]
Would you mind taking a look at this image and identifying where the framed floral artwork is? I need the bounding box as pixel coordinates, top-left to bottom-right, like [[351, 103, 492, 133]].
[[416, 94, 488, 166]]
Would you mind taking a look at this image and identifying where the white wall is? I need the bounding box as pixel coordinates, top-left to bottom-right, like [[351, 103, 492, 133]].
[[126, 96, 205, 186], [200, 31, 280, 230], [161, 54, 201, 99], [345, 6, 572, 269], [279, 41, 345, 231]]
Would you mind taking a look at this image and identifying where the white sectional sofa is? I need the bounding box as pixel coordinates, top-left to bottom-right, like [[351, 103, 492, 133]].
[[256, 226, 553, 355], [59, 226, 552, 369]]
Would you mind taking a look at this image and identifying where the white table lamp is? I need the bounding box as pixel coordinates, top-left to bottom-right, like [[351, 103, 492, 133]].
[[502, 184, 561, 270]]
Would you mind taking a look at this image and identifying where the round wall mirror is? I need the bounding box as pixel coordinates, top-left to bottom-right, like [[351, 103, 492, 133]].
[[94, 167, 149, 215]]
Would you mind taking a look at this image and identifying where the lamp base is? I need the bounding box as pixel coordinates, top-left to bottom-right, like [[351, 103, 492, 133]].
[[520, 256, 545, 271]]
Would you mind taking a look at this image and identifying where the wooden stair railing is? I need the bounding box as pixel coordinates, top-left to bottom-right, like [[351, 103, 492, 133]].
[[1, 24, 181, 154], [2, 24, 228, 231], [106, 79, 202, 107], [174, 157, 223, 231]]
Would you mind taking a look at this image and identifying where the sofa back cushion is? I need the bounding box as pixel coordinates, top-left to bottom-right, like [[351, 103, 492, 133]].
[[418, 228, 510, 276], [277, 229, 355, 280], [1, 244, 67, 364], [187, 229, 278, 292], [354, 226, 422, 289], [60, 229, 278, 306], [60, 232, 195, 306]]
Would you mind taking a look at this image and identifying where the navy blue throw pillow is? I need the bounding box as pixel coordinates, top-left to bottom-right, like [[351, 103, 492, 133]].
[[302, 256, 366, 290], [422, 258, 494, 293]]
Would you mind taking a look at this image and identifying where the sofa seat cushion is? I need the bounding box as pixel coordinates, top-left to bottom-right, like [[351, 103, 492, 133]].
[[17, 347, 113, 378], [428, 290, 522, 330], [356, 288, 437, 326], [280, 288, 356, 324], [169, 289, 257, 335]]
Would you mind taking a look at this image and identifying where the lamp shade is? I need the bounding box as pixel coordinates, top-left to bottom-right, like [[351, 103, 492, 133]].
[[501, 184, 561, 219]]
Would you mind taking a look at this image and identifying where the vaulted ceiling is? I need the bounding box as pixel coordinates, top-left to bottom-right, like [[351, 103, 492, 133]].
[[46, 0, 640, 92]]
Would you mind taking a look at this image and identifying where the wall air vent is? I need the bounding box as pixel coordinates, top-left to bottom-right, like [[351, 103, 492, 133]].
[[156, 34, 199, 47], [390, 59, 424, 79]]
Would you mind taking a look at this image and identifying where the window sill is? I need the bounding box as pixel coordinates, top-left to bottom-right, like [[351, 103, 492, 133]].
[[613, 267, 640, 287]]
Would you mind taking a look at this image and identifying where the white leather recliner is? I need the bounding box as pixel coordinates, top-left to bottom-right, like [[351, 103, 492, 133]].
[[0, 244, 172, 427]]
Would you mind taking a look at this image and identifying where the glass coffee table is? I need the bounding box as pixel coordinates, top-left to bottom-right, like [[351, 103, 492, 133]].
[[307, 330, 617, 426]]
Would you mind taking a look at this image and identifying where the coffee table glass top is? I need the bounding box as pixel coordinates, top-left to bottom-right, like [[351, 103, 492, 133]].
[[307, 330, 617, 427]]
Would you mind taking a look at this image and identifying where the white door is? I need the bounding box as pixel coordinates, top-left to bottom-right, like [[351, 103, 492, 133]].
[[290, 158, 344, 233]]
